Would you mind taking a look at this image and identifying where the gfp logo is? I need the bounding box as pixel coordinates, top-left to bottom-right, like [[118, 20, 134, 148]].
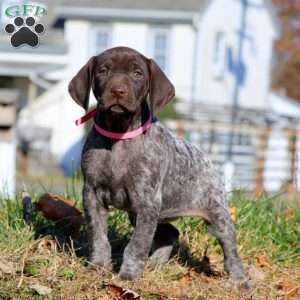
[[4, 4, 47, 47]]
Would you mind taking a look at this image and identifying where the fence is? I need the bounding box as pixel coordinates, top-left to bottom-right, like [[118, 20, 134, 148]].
[[166, 118, 299, 195]]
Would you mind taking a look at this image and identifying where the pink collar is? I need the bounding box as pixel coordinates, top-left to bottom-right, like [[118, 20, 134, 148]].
[[75, 108, 153, 140]]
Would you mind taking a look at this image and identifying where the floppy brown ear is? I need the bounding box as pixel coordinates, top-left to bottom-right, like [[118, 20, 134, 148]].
[[148, 59, 175, 113], [68, 56, 96, 110]]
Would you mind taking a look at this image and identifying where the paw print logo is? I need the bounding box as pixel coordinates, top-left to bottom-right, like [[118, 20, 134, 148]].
[[4, 16, 44, 47]]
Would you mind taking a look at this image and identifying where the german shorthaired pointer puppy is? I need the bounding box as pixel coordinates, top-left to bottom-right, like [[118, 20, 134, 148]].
[[68, 47, 247, 286]]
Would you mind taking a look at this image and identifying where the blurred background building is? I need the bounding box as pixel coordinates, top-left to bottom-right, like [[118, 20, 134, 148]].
[[1, 0, 300, 196]]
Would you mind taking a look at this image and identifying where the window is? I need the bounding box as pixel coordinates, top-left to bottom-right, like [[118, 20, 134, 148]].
[[213, 32, 226, 79], [91, 26, 112, 55], [150, 28, 169, 72]]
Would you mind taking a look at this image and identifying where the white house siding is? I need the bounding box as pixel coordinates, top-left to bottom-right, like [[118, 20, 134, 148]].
[[169, 25, 195, 102], [112, 23, 148, 54], [195, 0, 276, 110], [18, 81, 84, 158], [264, 126, 290, 191], [195, 0, 238, 105], [0, 52, 66, 65], [65, 20, 91, 75], [265, 93, 300, 190], [238, 1, 276, 109]]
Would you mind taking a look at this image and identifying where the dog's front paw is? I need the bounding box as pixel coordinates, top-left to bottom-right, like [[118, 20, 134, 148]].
[[88, 254, 112, 271], [118, 258, 145, 281], [118, 269, 140, 281], [226, 276, 252, 291]]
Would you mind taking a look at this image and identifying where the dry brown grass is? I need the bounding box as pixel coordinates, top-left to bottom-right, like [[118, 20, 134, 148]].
[[1, 192, 300, 299], [0, 232, 299, 300]]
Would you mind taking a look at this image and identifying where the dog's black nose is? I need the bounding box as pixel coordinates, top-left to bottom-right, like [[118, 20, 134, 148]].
[[111, 85, 127, 98]]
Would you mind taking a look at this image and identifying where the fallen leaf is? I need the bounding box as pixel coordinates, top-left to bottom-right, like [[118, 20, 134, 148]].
[[248, 265, 265, 282], [255, 254, 271, 268], [0, 260, 15, 275], [229, 207, 237, 222], [107, 283, 140, 300], [30, 283, 52, 296], [284, 285, 300, 300], [108, 284, 123, 296], [278, 279, 300, 300]]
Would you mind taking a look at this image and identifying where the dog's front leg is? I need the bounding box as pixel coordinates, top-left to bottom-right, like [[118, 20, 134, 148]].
[[83, 184, 111, 270], [119, 205, 160, 280]]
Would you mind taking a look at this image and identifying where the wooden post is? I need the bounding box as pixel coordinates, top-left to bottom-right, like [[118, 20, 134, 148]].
[[255, 128, 270, 197], [287, 128, 298, 198], [0, 89, 19, 197]]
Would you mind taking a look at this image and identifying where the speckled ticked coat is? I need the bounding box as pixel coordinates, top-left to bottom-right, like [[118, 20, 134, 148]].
[[68, 47, 247, 286]]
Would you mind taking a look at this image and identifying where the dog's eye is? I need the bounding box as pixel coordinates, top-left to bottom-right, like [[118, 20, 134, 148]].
[[99, 67, 109, 75], [132, 69, 143, 78]]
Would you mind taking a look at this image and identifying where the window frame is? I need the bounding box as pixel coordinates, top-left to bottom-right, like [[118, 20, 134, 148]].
[[148, 26, 170, 73], [89, 24, 112, 56]]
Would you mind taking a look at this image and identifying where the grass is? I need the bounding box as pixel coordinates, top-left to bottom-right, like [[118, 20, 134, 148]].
[[0, 187, 300, 299]]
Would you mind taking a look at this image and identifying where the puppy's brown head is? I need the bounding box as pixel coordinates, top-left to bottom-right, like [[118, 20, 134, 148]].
[[68, 47, 175, 115]]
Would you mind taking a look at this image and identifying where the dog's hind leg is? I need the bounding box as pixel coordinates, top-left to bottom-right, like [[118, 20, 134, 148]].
[[206, 200, 248, 287], [149, 223, 179, 266]]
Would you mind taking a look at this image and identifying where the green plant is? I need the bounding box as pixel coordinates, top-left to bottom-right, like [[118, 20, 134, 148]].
[[156, 97, 182, 120]]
